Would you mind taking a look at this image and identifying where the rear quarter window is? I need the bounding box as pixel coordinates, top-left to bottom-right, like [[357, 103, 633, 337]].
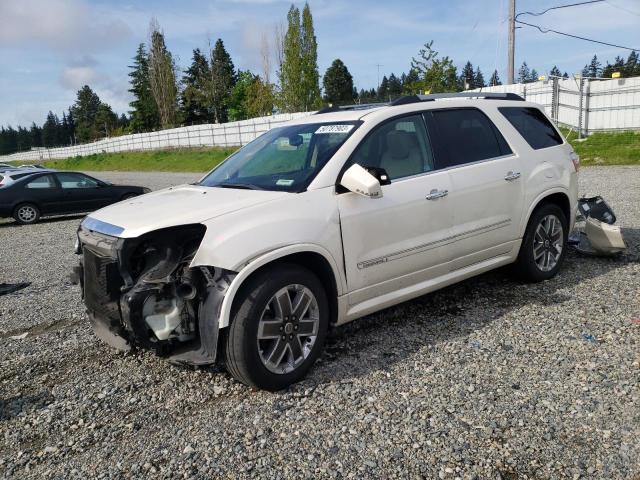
[[499, 107, 563, 150]]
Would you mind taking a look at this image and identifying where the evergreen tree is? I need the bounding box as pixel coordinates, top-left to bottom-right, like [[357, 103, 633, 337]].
[[624, 51, 639, 77], [245, 77, 276, 117], [322, 58, 354, 106], [228, 70, 256, 121], [602, 56, 625, 78], [517, 62, 530, 83], [489, 69, 502, 86], [128, 43, 160, 132], [30, 122, 42, 148], [387, 73, 403, 98], [474, 66, 485, 88], [148, 20, 179, 129], [460, 61, 475, 89], [403, 69, 420, 93], [377, 75, 389, 100], [42, 111, 60, 147], [549, 65, 561, 77], [563, 72, 569, 78], [587, 55, 601, 78], [300, 2, 321, 110], [95, 103, 119, 137], [71, 85, 101, 142], [529, 68, 539, 83], [65, 109, 76, 144], [181, 48, 211, 124], [410, 41, 457, 93], [210, 38, 236, 123]]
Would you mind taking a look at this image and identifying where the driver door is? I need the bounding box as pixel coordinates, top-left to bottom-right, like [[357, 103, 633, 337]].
[[337, 114, 454, 305]]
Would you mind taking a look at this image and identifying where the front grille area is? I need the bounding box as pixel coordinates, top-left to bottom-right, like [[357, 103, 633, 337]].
[[83, 248, 124, 322]]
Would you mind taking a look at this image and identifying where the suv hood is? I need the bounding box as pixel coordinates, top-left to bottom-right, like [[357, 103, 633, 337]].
[[84, 184, 289, 238]]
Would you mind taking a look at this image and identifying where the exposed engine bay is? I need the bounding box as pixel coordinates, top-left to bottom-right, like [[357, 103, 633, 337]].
[[71, 223, 235, 364]]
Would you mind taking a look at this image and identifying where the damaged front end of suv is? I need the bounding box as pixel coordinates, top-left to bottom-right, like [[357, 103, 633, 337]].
[[72, 218, 235, 364]]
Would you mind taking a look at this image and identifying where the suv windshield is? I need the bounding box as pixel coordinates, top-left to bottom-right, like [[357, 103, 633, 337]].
[[199, 121, 360, 192]]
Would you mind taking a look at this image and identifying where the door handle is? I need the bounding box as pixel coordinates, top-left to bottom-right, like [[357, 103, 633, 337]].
[[504, 171, 521, 181], [426, 189, 448, 200]]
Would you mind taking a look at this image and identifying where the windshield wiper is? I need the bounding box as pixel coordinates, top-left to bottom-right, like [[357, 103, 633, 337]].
[[215, 183, 263, 190]]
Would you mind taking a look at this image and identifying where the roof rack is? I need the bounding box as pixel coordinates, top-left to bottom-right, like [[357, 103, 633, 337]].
[[314, 102, 386, 114], [390, 92, 524, 106]]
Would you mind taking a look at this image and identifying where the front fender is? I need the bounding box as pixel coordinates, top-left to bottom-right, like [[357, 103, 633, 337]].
[[206, 243, 344, 329]]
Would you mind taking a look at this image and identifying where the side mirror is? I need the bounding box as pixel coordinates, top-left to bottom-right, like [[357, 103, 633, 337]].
[[340, 164, 383, 199]]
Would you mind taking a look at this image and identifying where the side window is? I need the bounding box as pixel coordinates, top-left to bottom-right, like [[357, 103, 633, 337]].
[[25, 175, 56, 189], [499, 107, 563, 149], [351, 114, 434, 181], [57, 173, 99, 189], [431, 108, 511, 167]]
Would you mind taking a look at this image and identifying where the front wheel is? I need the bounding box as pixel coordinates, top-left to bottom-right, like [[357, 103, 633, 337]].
[[224, 264, 329, 391], [13, 203, 41, 225], [514, 203, 568, 282]]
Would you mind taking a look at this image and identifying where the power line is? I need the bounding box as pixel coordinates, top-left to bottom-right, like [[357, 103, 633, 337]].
[[604, 0, 640, 16], [515, 19, 639, 51], [516, 0, 604, 18]]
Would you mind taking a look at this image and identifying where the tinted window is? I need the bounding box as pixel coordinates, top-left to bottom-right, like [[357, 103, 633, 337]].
[[57, 173, 99, 189], [431, 108, 511, 167], [26, 175, 56, 189], [350, 114, 434, 180], [499, 107, 563, 149]]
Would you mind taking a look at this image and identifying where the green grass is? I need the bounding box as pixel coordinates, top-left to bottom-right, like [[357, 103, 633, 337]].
[[560, 128, 640, 166], [27, 147, 239, 172]]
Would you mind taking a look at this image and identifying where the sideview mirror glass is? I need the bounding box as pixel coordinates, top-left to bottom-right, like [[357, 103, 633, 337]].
[[340, 164, 383, 199]]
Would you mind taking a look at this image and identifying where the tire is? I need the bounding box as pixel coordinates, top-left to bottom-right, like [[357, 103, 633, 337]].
[[224, 263, 329, 391], [514, 203, 568, 282], [13, 203, 41, 225]]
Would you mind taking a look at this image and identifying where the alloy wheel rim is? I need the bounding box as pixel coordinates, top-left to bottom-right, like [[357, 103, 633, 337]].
[[533, 214, 563, 272], [18, 206, 36, 222], [257, 284, 319, 374]]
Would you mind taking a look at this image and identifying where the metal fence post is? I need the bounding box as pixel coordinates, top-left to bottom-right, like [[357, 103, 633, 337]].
[[583, 79, 591, 137], [578, 77, 585, 139], [551, 77, 559, 125]]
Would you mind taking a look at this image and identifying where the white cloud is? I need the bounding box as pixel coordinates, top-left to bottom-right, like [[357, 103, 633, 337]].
[[0, 0, 132, 52]]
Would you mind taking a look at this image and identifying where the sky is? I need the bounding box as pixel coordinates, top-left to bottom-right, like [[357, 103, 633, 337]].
[[0, 0, 638, 127]]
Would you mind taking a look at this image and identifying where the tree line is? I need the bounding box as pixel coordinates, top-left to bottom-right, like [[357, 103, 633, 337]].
[[2, 1, 640, 156]]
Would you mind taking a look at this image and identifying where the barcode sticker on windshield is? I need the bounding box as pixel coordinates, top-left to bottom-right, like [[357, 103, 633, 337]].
[[315, 124, 354, 134]]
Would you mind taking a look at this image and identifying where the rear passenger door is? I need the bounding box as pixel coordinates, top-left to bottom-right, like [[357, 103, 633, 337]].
[[425, 107, 524, 268], [23, 174, 63, 214]]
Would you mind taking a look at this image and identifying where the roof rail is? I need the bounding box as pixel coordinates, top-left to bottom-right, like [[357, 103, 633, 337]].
[[390, 92, 524, 106], [314, 102, 386, 114]]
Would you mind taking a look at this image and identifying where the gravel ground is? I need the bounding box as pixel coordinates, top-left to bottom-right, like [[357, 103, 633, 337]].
[[1, 167, 638, 479]]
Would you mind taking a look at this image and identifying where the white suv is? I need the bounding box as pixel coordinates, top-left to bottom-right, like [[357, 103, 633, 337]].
[[74, 93, 578, 390]]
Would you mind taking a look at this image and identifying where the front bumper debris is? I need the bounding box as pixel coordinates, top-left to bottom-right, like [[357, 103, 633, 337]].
[[569, 196, 627, 256], [72, 223, 234, 365]]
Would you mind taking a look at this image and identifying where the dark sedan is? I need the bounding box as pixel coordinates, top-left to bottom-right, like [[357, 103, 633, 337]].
[[0, 171, 150, 224]]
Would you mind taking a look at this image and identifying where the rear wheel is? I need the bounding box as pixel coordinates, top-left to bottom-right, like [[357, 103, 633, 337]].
[[13, 203, 40, 225], [514, 203, 568, 282], [224, 264, 329, 391]]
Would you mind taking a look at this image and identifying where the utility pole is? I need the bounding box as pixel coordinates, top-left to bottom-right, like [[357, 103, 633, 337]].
[[376, 64, 383, 91], [507, 0, 516, 84]]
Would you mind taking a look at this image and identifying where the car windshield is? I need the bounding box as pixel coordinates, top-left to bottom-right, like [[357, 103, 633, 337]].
[[199, 121, 360, 192]]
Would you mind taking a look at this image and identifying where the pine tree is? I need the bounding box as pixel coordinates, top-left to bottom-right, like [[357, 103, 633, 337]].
[[95, 103, 119, 137], [489, 69, 502, 86], [209, 38, 236, 123], [529, 68, 539, 83], [279, 5, 303, 112], [410, 41, 457, 93], [460, 61, 475, 89], [29, 122, 42, 148], [377, 75, 389, 100], [474, 67, 485, 88], [517, 62, 530, 83], [549, 66, 561, 77], [387, 73, 402, 99], [587, 55, 601, 78], [322, 59, 354, 106], [148, 20, 178, 129], [42, 111, 60, 147], [128, 43, 160, 132], [403, 69, 420, 93], [602, 56, 625, 78], [624, 51, 639, 77], [300, 2, 321, 110], [71, 85, 101, 142], [181, 48, 211, 124]]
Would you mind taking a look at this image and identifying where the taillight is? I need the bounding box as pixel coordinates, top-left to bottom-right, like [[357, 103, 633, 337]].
[[570, 151, 580, 172]]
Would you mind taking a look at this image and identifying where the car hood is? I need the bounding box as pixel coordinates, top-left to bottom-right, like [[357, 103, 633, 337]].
[[83, 184, 289, 238]]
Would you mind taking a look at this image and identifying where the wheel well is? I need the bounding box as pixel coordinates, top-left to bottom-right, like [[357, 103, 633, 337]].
[[230, 252, 339, 326], [532, 192, 571, 224]]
